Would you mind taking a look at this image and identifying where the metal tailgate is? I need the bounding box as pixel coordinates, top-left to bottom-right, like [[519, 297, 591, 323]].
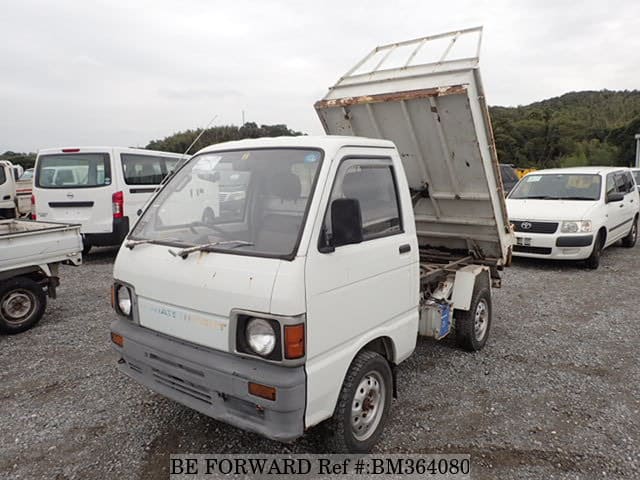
[[315, 27, 513, 264]]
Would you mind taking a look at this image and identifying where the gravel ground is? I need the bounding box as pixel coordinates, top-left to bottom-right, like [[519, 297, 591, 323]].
[[1, 243, 639, 479]]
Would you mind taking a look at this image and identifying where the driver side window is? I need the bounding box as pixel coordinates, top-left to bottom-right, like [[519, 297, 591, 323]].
[[324, 160, 403, 243]]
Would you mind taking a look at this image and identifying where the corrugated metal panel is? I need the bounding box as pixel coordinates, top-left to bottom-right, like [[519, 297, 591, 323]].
[[315, 27, 513, 263]]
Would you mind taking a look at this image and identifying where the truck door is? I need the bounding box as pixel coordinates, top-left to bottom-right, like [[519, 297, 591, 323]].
[[304, 151, 418, 425]]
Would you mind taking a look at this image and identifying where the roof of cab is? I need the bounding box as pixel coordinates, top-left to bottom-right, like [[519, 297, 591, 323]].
[[195, 135, 395, 155], [528, 166, 631, 176]]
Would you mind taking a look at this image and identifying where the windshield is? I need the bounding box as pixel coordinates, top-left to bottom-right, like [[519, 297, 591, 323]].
[[633, 171, 640, 186], [36, 153, 111, 188], [509, 173, 602, 200], [0, 166, 5, 185], [131, 148, 323, 258]]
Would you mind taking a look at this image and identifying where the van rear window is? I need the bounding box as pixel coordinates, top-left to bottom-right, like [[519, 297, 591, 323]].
[[121, 153, 181, 185], [36, 153, 110, 188]]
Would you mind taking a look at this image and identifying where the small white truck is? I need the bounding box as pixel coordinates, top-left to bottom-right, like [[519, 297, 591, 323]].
[[110, 27, 513, 452], [0, 160, 23, 219], [0, 219, 82, 333]]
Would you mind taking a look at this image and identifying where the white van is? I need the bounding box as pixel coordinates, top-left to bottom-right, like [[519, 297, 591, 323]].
[[33, 147, 186, 253], [507, 167, 640, 269]]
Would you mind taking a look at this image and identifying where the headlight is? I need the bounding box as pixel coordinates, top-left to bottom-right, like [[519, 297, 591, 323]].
[[246, 318, 276, 356], [116, 285, 132, 316], [561, 220, 592, 233]]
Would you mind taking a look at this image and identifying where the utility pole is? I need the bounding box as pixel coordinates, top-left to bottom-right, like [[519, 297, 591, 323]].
[[635, 134, 640, 168], [242, 110, 245, 126]]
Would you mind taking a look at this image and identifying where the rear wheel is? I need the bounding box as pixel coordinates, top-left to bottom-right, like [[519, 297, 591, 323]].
[[585, 232, 604, 269], [325, 350, 392, 453], [621, 217, 638, 248], [455, 286, 492, 352], [0, 277, 47, 334]]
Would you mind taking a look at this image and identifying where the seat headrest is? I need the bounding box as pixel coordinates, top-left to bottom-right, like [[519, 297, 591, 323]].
[[266, 172, 301, 200]]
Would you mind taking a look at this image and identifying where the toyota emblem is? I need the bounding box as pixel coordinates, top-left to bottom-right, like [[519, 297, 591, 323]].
[[520, 221, 532, 230]]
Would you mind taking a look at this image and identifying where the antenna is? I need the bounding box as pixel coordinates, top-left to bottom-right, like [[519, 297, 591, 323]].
[[183, 114, 219, 157]]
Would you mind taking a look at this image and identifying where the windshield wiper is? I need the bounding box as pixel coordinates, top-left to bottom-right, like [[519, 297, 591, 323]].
[[168, 240, 254, 259], [518, 195, 559, 200], [125, 239, 157, 249]]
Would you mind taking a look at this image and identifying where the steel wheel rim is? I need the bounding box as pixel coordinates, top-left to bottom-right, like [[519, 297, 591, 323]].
[[351, 371, 385, 441], [474, 299, 489, 341], [632, 222, 637, 242], [2, 290, 36, 324]]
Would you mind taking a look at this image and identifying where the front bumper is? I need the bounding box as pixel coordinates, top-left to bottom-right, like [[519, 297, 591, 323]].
[[111, 318, 306, 442], [513, 233, 595, 260]]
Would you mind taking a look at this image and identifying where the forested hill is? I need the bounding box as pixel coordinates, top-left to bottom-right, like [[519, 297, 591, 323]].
[[490, 90, 640, 168]]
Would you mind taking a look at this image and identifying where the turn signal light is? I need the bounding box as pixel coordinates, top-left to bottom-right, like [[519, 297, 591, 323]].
[[284, 323, 305, 359], [248, 382, 276, 401], [111, 332, 124, 347]]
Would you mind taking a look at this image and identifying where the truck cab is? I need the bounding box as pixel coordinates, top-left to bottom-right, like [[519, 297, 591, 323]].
[[0, 160, 20, 219], [110, 28, 513, 452]]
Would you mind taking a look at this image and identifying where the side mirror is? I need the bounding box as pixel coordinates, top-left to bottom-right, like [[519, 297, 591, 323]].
[[330, 198, 364, 249], [606, 192, 624, 203]]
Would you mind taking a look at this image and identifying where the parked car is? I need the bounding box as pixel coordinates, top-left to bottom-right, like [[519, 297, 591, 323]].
[[32, 147, 186, 254], [110, 28, 513, 452], [0, 161, 18, 219], [631, 168, 640, 192], [507, 167, 639, 269], [499, 164, 519, 194]]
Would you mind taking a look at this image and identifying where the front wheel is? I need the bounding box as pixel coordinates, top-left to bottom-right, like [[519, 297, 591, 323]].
[[0, 277, 47, 334], [585, 232, 604, 269], [621, 217, 638, 248], [325, 350, 393, 453], [455, 287, 492, 351]]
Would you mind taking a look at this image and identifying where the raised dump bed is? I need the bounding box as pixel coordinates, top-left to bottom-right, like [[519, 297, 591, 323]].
[[315, 27, 512, 269]]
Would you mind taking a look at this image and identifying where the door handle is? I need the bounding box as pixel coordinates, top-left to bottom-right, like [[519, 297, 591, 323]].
[[399, 244, 411, 254], [620, 204, 624, 208]]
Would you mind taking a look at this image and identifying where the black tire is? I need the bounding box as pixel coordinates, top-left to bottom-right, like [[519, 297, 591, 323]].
[[325, 350, 393, 453], [0, 277, 47, 334], [82, 242, 92, 256], [621, 217, 638, 248], [585, 232, 604, 270], [455, 285, 492, 352]]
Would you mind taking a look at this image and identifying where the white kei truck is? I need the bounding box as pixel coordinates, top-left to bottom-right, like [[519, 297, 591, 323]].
[[0, 161, 24, 219], [110, 28, 514, 452], [1, 219, 82, 333]]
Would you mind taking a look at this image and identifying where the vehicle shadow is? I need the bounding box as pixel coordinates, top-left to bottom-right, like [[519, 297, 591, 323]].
[[83, 246, 120, 265], [510, 256, 587, 271]]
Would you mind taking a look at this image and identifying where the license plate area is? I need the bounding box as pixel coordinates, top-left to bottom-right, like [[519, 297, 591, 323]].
[[516, 236, 532, 247]]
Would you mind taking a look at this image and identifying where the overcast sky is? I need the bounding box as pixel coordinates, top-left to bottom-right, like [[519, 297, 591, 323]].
[[1, 0, 639, 152]]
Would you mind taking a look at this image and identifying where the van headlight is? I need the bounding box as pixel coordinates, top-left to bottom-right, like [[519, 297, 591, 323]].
[[561, 220, 592, 233], [116, 285, 132, 316], [245, 318, 276, 356]]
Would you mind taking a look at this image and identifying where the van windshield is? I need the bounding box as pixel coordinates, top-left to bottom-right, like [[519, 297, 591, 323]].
[[36, 153, 111, 188], [131, 148, 323, 258], [0, 166, 5, 185], [509, 173, 601, 201]]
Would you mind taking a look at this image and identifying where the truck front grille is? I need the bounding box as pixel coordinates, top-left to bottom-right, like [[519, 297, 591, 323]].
[[513, 245, 552, 255], [512, 220, 558, 234], [152, 368, 213, 405]]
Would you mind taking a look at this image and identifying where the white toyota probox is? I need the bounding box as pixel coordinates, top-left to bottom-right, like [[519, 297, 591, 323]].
[[110, 28, 514, 452], [507, 167, 639, 269], [32, 147, 186, 253]]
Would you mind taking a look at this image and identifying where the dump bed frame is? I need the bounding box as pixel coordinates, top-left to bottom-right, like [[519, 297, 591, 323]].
[[315, 27, 513, 270]]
